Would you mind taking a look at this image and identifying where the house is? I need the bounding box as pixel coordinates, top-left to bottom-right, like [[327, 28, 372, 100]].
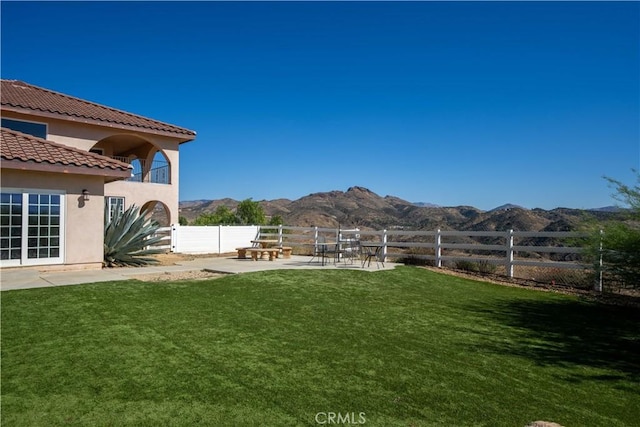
[[1, 79, 196, 269]]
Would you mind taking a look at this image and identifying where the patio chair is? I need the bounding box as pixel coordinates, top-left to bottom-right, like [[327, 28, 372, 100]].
[[338, 239, 361, 264], [309, 236, 338, 265], [361, 243, 385, 269]]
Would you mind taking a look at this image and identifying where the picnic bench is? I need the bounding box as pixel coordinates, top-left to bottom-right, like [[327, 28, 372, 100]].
[[280, 246, 292, 258], [248, 248, 279, 261], [236, 246, 292, 260]]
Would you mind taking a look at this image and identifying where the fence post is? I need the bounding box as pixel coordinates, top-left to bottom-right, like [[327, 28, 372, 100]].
[[218, 225, 222, 255], [171, 223, 178, 253], [435, 229, 442, 267], [595, 229, 604, 292], [278, 224, 283, 246], [506, 229, 514, 278], [382, 229, 388, 261]]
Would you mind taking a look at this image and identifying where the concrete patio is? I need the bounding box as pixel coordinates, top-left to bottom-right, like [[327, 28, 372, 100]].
[[0, 255, 398, 291]]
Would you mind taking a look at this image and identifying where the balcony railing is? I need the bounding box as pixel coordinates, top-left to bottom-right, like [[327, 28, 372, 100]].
[[111, 156, 170, 184]]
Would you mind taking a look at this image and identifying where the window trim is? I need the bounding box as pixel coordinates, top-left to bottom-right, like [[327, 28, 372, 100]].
[[105, 196, 125, 223]]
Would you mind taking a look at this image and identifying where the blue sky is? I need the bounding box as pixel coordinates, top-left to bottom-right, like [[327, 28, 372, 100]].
[[2, 1, 638, 210]]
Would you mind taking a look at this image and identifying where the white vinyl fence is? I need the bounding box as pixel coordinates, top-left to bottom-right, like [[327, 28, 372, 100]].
[[170, 224, 259, 254]]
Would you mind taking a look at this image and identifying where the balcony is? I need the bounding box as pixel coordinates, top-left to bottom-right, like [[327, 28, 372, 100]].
[[112, 156, 170, 184]]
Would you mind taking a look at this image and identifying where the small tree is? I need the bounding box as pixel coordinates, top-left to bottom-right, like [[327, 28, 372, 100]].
[[585, 170, 640, 289], [193, 206, 239, 225], [258, 215, 285, 236], [178, 215, 188, 226], [271, 215, 284, 225], [191, 199, 267, 226], [236, 198, 266, 225]]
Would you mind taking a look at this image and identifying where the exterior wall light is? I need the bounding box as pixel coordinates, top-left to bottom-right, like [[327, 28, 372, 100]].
[[82, 189, 90, 201]]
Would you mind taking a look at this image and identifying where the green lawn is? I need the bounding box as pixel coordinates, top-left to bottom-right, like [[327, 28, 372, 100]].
[[2, 267, 638, 426]]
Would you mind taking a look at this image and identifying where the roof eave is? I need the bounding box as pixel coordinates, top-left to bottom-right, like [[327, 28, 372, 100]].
[[1, 159, 133, 181], [1, 105, 197, 141]]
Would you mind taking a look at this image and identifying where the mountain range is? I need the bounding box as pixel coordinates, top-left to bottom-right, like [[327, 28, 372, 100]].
[[179, 186, 622, 232]]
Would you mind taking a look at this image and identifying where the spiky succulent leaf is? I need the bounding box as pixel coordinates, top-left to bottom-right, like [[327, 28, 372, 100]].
[[104, 205, 165, 267]]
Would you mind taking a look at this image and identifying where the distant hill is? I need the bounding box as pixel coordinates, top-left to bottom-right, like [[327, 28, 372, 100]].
[[179, 186, 623, 231], [589, 206, 623, 213], [490, 203, 526, 212], [413, 202, 440, 208]]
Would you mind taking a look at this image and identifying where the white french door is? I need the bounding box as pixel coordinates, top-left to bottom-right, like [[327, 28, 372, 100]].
[[0, 190, 65, 267]]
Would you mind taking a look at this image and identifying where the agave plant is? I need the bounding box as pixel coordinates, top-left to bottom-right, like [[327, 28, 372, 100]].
[[104, 205, 165, 267]]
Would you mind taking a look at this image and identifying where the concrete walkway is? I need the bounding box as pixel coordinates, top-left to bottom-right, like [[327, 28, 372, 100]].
[[0, 255, 398, 291]]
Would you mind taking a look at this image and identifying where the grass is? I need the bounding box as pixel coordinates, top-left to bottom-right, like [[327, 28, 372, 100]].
[[2, 267, 638, 426]]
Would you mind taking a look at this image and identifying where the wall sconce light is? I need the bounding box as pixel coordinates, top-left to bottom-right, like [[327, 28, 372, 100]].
[[82, 189, 90, 201]]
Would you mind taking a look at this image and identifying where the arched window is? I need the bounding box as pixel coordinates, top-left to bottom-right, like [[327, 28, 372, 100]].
[[148, 151, 170, 184]]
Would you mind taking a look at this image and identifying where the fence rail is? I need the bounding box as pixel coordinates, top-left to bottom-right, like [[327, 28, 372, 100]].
[[168, 224, 600, 290]]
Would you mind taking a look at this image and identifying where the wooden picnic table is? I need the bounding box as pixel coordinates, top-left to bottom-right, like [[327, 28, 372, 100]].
[[251, 240, 278, 248]]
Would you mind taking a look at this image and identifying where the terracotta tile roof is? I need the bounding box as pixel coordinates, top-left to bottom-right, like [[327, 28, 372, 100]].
[[1, 127, 132, 179], [1, 79, 196, 140]]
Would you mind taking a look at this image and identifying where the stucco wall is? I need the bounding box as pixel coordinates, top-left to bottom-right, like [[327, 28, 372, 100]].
[[2, 110, 184, 225], [1, 169, 105, 267], [105, 180, 178, 224]]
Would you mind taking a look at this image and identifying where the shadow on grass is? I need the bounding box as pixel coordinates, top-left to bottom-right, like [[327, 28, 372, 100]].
[[467, 297, 640, 382]]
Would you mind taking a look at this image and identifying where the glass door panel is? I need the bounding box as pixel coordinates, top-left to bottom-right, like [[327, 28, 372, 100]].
[[0, 193, 23, 266]]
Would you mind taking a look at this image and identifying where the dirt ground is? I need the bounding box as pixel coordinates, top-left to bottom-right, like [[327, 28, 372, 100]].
[[130, 270, 227, 282], [150, 252, 229, 266], [129, 252, 230, 282], [421, 266, 639, 307]]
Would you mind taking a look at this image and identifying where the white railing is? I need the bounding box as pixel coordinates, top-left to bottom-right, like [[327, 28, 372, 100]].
[[258, 226, 589, 269], [110, 157, 170, 184]]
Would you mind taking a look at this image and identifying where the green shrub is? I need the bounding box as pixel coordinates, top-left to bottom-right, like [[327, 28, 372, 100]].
[[236, 198, 265, 225], [399, 247, 435, 266], [477, 260, 498, 274], [453, 259, 499, 275], [193, 206, 238, 225], [455, 260, 478, 272]]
